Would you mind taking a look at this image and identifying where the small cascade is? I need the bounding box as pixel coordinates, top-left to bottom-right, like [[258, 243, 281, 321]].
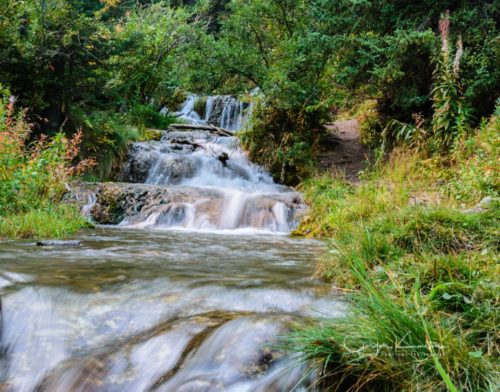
[[71, 93, 302, 233], [112, 128, 303, 233], [204, 96, 215, 123], [173, 94, 204, 124], [168, 94, 252, 132], [219, 96, 246, 131]]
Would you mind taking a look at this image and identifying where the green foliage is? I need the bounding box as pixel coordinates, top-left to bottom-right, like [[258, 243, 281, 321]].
[[128, 104, 175, 130], [446, 104, 500, 203], [193, 97, 207, 118], [0, 90, 90, 238], [358, 100, 384, 146], [430, 14, 472, 151], [2, 1, 498, 176], [0, 0, 203, 173], [289, 272, 496, 391], [69, 108, 140, 180], [240, 101, 325, 185], [104, 4, 200, 108]]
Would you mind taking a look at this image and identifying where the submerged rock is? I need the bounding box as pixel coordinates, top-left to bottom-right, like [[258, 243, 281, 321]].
[[36, 240, 81, 247]]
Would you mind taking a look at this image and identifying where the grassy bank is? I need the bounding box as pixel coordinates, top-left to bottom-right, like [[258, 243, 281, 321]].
[[0, 205, 90, 239], [290, 112, 499, 390]]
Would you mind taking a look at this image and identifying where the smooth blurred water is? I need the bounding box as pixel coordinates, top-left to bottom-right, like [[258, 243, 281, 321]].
[[0, 229, 343, 392]]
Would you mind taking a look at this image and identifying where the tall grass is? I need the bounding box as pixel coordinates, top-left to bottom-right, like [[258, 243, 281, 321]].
[[289, 260, 496, 391], [290, 108, 499, 390], [0, 205, 91, 239]]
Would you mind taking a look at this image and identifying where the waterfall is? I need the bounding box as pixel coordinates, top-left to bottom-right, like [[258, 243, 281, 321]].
[[173, 94, 204, 124], [219, 97, 246, 131], [116, 129, 301, 233], [72, 93, 302, 234], [170, 94, 252, 132], [204, 96, 215, 123]]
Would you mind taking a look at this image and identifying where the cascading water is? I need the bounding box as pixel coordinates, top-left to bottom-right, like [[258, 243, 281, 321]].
[[169, 94, 252, 132], [105, 96, 299, 233], [219, 96, 246, 131], [172, 94, 204, 124]]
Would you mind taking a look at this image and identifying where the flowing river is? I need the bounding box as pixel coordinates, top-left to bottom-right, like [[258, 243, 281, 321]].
[[0, 96, 344, 391]]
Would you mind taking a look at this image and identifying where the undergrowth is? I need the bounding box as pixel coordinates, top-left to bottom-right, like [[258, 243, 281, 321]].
[[240, 100, 326, 185], [0, 88, 92, 239]]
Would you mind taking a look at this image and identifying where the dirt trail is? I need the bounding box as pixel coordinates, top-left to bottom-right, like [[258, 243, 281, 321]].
[[317, 119, 370, 183]]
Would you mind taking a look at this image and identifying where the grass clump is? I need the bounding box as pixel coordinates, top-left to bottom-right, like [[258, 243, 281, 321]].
[[289, 109, 499, 390], [0, 205, 91, 239], [193, 96, 207, 118], [290, 264, 497, 391]]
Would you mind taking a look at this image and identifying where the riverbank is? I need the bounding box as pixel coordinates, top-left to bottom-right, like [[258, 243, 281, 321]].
[[290, 112, 499, 390]]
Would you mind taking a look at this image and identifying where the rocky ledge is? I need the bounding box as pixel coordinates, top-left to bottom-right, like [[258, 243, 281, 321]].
[[65, 182, 308, 229]]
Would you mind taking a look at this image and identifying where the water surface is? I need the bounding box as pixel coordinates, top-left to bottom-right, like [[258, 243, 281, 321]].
[[0, 229, 343, 392]]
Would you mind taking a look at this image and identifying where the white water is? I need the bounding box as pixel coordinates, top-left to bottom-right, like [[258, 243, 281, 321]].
[[173, 94, 205, 125], [0, 230, 343, 392], [119, 131, 299, 233], [116, 95, 300, 234], [172, 94, 252, 132], [219, 96, 246, 131]]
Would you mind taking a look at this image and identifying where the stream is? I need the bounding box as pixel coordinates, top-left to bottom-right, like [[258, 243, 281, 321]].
[[0, 95, 344, 391]]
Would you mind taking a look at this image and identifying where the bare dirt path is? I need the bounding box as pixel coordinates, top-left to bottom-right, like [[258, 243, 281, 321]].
[[317, 119, 371, 183]]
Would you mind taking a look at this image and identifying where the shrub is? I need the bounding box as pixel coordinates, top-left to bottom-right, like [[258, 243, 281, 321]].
[[69, 108, 139, 180], [128, 104, 176, 130], [446, 105, 500, 203], [240, 101, 326, 185], [0, 90, 93, 238], [1, 97, 94, 216]]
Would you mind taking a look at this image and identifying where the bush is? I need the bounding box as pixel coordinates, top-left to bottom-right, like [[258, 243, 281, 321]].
[[240, 101, 327, 185], [1, 100, 93, 215], [446, 106, 500, 203], [69, 108, 140, 180], [0, 91, 93, 238], [128, 104, 176, 130]]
